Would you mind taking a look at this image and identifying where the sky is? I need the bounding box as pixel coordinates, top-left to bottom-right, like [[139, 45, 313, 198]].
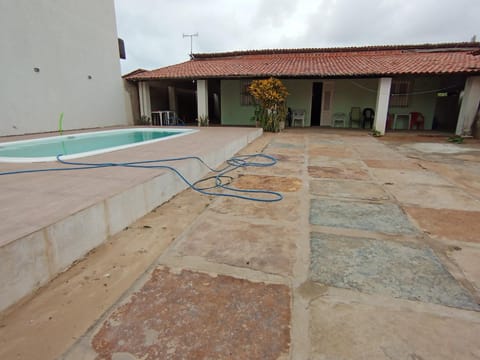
[[114, 0, 480, 74]]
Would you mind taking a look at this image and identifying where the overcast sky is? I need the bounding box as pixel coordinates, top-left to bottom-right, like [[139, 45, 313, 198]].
[[114, 0, 480, 74]]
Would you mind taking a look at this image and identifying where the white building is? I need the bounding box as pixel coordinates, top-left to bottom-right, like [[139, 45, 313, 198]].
[[0, 0, 130, 136]]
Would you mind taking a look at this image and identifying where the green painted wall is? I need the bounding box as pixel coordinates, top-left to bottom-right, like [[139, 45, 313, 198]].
[[282, 79, 314, 126], [220, 77, 440, 129], [388, 77, 440, 130], [331, 77, 440, 129], [220, 80, 255, 125], [220, 79, 315, 126], [332, 79, 378, 124]]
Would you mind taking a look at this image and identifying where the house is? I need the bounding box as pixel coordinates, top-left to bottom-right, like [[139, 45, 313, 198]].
[[0, 0, 130, 136], [125, 42, 480, 136]]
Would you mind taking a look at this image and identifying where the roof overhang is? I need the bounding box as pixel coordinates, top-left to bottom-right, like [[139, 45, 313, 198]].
[[125, 42, 480, 82]]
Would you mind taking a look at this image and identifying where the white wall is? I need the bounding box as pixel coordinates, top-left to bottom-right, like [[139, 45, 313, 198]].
[[0, 0, 129, 136]]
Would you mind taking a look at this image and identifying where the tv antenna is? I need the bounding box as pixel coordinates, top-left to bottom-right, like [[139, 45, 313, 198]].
[[183, 32, 199, 57]]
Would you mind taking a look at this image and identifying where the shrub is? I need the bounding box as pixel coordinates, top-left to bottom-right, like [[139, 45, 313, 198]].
[[249, 78, 288, 132]]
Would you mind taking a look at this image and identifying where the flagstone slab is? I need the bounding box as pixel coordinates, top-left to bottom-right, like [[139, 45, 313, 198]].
[[404, 207, 480, 243], [386, 184, 480, 211], [310, 233, 479, 310], [171, 215, 298, 276], [91, 268, 291, 360], [308, 166, 370, 181], [310, 179, 389, 201], [310, 198, 417, 235], [309, 293, 480, 360]]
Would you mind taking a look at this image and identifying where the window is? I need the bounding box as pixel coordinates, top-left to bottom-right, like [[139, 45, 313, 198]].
[[240, 80, 255, 106], [390, 80, 412, 107]]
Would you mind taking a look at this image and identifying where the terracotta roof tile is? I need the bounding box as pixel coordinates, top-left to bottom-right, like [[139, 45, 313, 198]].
[[121, 68, 149, 78], [126, 43, 480, 81]]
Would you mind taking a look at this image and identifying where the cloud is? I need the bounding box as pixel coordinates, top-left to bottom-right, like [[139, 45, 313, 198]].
[[114, 0, 480, 74], [296, 0, 480, 46], [252, 0, 298, 29]]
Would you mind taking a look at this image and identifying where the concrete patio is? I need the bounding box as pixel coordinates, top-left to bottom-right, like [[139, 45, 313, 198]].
[[0, 127, 262, 312], [1, 128, 480, 359]]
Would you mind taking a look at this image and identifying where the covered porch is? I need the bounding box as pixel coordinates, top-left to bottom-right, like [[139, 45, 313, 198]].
[[218, 75, 472, 134], [135, 74, 480, 136], [135, 78, 222, 126], [125, 43, 480, 137]]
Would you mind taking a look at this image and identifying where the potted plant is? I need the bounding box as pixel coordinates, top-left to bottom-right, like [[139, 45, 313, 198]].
[[197, 114, 209, 127], [250, 105, 264, 128], [248, 77, 289, 132], [136, 115, 151, 126]]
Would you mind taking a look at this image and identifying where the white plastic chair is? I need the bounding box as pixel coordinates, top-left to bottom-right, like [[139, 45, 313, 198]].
[[292, 109, 305, 127], [332, 113, 347, 128]]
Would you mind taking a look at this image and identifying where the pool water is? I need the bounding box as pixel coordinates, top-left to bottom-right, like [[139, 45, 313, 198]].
[[0, 128, 196, 163]]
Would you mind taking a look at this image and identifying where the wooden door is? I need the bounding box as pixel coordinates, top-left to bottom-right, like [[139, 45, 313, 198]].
[[320, 81, 334, 126]]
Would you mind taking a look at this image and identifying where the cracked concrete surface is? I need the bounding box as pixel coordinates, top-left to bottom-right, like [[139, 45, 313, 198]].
[[1, 130, 480, 359]]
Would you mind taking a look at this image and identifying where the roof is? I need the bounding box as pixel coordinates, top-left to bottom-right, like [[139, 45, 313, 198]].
[[122, 68, 148, 78], [125, 42, 480, 81]]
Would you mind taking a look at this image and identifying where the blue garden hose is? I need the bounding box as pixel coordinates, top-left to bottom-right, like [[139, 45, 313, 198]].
[[0, 154, 283, 202]]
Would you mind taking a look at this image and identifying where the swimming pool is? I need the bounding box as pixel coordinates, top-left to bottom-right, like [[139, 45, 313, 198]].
[[0, 128, 197, 163]]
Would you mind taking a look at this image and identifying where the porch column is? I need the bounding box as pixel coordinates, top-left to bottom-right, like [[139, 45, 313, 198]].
[[168, 86, 177, 113], [138, 81, 151, 121], [456, 76, 480, 136], [374, 77, 392, 135], [196, 79, 208, 120]]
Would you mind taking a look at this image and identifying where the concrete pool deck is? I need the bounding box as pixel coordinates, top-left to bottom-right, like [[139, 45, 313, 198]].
[[0, 126, 262, 312], [1, 128, 480, 359]]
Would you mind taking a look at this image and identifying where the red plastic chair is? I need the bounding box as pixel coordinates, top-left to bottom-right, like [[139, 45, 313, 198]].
[[409, 112, 425, 130]]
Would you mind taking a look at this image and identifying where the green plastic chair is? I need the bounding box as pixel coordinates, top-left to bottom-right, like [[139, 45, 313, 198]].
[[350, 107, 361, 128]]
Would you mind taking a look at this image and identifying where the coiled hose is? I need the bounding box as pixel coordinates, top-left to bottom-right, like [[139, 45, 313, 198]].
[[0, 154, 283, 202]]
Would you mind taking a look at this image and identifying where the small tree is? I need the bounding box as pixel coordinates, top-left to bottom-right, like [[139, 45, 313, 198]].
[[249, 78, 289, 132]]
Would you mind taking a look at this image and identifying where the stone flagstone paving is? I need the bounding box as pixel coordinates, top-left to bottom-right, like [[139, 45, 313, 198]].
[[2, 130, 480, 360], [310, 232, 480, 310], [309, 198, 418, 235], [91, 268, 290, 360]]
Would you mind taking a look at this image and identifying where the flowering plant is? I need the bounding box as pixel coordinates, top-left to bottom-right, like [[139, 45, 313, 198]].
[[249, 78, 288, 132]]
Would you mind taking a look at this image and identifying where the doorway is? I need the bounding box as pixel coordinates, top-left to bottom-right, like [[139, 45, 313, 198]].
[[433, 91, 461, 132], [310, 82, 323, 126]]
